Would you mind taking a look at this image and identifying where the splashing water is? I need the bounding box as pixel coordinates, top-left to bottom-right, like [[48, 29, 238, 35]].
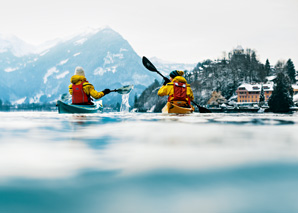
[[120, 93, 131, 112]]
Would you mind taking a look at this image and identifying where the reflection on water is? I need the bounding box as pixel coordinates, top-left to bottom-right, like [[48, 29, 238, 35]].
[[0, 112, 298, 213]]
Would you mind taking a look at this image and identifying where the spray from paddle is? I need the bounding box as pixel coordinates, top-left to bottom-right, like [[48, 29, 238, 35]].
[[119, 85, 134, 112], [120, 94, 130, 112]]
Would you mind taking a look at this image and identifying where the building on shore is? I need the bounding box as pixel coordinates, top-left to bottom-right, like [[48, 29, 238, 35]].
[[236, 83, 273, 103], [236, 83, 298, 103]]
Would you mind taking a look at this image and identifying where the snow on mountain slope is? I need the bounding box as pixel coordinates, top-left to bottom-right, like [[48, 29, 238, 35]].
[[149, 57, 196, 75], [0, 34, 36, 57], [0, 27, 196, 105]]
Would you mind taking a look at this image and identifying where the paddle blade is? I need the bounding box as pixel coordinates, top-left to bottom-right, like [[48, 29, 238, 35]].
[[115, 85, 134, 94], [191, 101, 212, 113], [198, 106, 212, 113], [142, 56, 158, 72]]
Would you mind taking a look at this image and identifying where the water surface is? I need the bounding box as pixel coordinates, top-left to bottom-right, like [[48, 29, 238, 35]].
[[0, 112, 298, 213]]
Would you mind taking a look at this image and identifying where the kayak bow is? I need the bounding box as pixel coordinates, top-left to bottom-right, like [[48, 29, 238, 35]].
[[57, 100, 103, 114], [162, 102, 195, 114]]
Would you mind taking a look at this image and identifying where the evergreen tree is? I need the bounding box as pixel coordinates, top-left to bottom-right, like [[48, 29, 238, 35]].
[[133, 93, 138, 108], [259, 85, 265, 106], [265, 59, 271, 76], [285, 59, 296, 84], [275, 61, 285, 73], [268, 72, 293, 112], [258, 64, 267, 82]]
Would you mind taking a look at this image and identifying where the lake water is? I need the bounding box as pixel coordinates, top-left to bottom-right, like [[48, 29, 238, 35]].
[[0, 111, 298, 213]]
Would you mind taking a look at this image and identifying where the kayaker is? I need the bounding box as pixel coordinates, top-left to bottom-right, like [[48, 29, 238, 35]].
[[158, 70, 194, 107], [69, 67, 111, 105]]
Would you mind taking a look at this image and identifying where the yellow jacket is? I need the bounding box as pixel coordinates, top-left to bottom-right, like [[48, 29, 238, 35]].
[[68, 75, 104, 99], [158, 76, 194, 102]]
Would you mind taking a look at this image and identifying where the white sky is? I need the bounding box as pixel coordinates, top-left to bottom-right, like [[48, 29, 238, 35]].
[[1, 0, 298, 66]]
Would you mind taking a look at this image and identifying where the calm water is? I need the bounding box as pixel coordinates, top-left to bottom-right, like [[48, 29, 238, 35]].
[[0, 111, 298, 213]]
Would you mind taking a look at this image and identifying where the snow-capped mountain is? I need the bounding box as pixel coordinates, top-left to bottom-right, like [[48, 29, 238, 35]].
[[0, 27, 195, 105], [149, 57, 196, 76], [0, 28, 158, 105], [0, 34, 36, 57]]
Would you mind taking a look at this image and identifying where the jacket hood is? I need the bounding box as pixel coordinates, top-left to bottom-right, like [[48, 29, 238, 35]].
[[71, 75, 87, 84], [172, 76, 187, 83]]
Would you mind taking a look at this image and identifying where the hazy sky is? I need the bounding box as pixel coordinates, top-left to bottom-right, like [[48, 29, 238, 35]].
[[1, 0, 298, 66]]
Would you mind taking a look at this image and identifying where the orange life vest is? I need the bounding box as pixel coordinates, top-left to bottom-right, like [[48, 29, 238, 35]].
[[72, 81, 92, 105], [168, 82, 191, 106]]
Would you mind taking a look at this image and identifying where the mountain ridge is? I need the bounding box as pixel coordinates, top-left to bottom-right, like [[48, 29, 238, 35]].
[[1, 27, 196, 106]]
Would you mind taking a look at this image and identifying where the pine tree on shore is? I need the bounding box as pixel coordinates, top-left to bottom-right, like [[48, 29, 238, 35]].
[[265, 59, 271, 76], [285, 59, 296, 84], [268, 72, 293, 112], [259, 85, 265, 106]]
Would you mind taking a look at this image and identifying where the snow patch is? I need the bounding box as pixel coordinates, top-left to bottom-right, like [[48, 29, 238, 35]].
[[0, 49, 7, 54], [58, 59, 69, 66], [56, 71, 69, 79], [29, 91, 44, 104], [292, 84, 298, 90], [29, 92, 44, 103], [147, 105, 156, 112], [40, 50, 49, 56], [4, 67, 18, 72], [74, 38, 87, 45], [94, 67, 105, 76], [94, 66, 117, 76], [73, 52, 80, 57], [103, 51, 124, 65], [44, 67, 59, 84], [12, 97, 27, 105]]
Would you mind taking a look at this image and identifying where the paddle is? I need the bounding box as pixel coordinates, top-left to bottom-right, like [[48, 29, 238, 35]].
[[60, 85, 134, 102], [110, 85, 134, 95], [142, 56, 211, 113]]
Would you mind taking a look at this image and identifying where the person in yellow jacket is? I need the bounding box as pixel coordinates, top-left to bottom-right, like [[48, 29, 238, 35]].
[[158, 70, 194, 107], [69, 67, 110, 105]]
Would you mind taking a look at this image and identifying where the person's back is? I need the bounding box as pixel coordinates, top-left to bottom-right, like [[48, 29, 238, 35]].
[[69, 67, 110, 105], [158, 70, 194, 107]]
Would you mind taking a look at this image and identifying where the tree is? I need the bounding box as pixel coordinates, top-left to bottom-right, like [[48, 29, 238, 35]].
[[258, 64, 267, 82], [268, 72, 293, 112], [285, 59, 296, 84], [265, 59, 271, 76], [259, 85, 265, 106], [275, 61, 285, 73], [133, 93, 138, 108]]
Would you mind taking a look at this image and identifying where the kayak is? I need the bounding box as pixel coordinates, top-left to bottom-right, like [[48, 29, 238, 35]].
[[57, 100, 103, 114], [162, 102, 194, 114]]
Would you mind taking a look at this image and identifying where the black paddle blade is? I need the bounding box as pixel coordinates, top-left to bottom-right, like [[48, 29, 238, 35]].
[[198, 106, 212, 113], [191, 101, 212, 113], [142, 56, 158, 72]]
